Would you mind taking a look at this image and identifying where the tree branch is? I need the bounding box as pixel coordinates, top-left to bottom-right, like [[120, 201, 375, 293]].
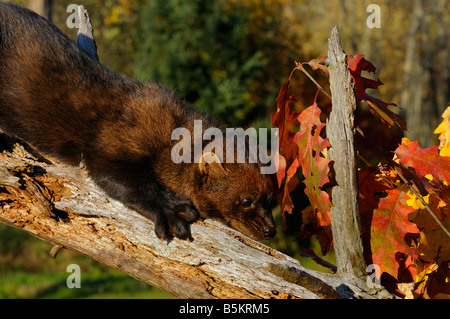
[[76, 5, 99, 62], [326, 26, 367, 280], [0, 136, 392, 298]]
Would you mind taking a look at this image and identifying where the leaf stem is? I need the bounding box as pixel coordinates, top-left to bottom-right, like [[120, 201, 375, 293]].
[[295, 62, 332, 99]]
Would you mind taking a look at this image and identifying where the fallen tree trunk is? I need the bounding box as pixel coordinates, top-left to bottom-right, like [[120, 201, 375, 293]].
[[0, 138, 385, 299]]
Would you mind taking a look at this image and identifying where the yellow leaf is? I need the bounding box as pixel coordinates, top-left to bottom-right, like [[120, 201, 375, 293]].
[[401, 137, 412, 146], [406, 190, 429, 210], [435, 106, 450, 157]]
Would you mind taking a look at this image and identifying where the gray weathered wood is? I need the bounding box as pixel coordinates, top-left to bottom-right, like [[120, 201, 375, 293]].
[[0, 166, 19, 188], [76, 5, 99, 62], [0, 141, 384, 299], [326, 26, 367, 280]]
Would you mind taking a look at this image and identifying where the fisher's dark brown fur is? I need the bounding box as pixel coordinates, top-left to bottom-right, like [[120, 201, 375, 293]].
[[0, 2, 275, 241]]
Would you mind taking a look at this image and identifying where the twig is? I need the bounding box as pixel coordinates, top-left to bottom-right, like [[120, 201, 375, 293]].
[[50, 244, 64, 258], [294, 62, 332, 99]]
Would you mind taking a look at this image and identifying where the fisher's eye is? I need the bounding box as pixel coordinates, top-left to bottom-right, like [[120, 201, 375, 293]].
[[242, 198, 253, 207]]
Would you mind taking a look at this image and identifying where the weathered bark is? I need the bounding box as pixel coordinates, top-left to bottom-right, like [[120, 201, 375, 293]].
[[0, 139, 386, 299], [326, 26, 367, 281], [76, 5, 99, 62]]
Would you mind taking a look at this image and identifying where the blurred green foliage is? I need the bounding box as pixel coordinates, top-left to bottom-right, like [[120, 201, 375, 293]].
[[133, 0, 289, 126]]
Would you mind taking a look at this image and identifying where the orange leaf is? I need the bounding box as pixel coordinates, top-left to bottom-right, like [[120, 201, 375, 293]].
[[395, 138, 450, 183], [371, 186, 420, 280], [293, 94, 332, 226], [304, 56, 329, 77]]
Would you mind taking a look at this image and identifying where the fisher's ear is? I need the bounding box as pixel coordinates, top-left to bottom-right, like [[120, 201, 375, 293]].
[[198, 152, 224, 176]]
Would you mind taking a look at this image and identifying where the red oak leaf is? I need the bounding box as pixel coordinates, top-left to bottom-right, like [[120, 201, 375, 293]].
[[371, 186, 420, 280], [365, 96, 407, 130], [358, 166, 391, 215], [293, 94, 332, 226], [280, 157, 301, 216], [304, 56, 329, 77], [305, 54, 406, 130], [271, 81, 300, 188], [347, 54, 406, 130], [348, 54, 382, 99], [395, 138, 450, 183]]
